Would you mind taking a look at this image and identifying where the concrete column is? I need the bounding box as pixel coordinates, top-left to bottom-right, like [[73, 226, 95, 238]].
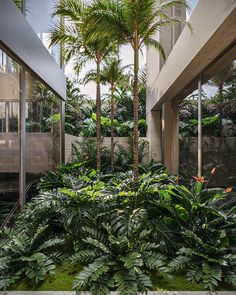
[[146, 110, 162, 162], [161, 100, 179, 175]]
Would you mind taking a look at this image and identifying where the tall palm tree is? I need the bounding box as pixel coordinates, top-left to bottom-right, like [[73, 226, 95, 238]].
[[87, 0, 189, 183], [83, 57, 130, 172], [51, 0, 116, 171]]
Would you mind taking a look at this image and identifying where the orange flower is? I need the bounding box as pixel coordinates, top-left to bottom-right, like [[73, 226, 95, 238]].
[[211, 167, 216, 175], [193, 176, 207, 183], [224, 187, 232, 193]]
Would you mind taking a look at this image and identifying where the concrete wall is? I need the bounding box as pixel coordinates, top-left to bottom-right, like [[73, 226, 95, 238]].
[[65, 134, 149, 163]]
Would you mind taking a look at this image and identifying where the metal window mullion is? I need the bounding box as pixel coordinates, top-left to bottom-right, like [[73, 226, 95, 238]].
[[60, 100, 65, 164], [198, 74, 203, 177], [161, 105, 165, 164], [19, 68, 26, 208], [60, 1, 66, 164]]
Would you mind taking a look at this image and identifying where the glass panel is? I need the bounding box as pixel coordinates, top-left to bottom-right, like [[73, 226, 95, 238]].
[[0, 49, 20, 205], [202, 59, 236, 187], [25, 72, 61, 189], [179, 89, 198, 185]]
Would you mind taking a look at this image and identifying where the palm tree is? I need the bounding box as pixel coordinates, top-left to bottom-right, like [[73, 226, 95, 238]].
[[84, 57, 130, 172], [51, 0, 116, 171], [87, 0, 189, 183], [101, 58, 130, 172]]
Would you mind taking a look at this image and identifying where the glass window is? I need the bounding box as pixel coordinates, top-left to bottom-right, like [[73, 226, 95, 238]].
[[179, 57, 236, 188], [25, 72, 61, 186], [202, 59, 236, 187], [179, 89, 198, 185], [0, 48, 62, 206], [0, 49, 20, 199]]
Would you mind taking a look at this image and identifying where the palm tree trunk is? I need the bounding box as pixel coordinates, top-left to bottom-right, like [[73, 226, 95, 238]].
[[110, 84, 115, 173], [133, 44, 139, 185], [96, 50, 101, 171]]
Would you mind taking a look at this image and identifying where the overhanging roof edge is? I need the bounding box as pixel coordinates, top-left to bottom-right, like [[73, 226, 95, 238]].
[[0, 0, 66, 100]]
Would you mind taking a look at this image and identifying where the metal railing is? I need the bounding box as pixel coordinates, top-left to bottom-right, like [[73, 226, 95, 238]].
[[0, 181, 35, 230], [0, 200, 20, 230]]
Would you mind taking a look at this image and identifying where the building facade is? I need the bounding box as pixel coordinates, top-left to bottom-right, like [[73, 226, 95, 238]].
[[0, 0, 66, 207], [147, 0, 236, 186]]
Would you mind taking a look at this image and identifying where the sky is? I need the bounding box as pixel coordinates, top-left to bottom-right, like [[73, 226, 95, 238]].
[[65, 46, 146, 99], [26, 0, 199, 99], [64, 0, 199, 99], [186, 0, 199, 20]]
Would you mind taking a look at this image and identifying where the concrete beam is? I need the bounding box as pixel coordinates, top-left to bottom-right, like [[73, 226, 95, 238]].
[[0, 0, 66, 100]]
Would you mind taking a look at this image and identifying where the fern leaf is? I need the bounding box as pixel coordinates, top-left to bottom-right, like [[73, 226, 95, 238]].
[[169, 255, 191, 272], [120, 252, 143, 269], [73, 256, 109, 289], [82, 237, 111, 254], [114, 270, 138, 295]]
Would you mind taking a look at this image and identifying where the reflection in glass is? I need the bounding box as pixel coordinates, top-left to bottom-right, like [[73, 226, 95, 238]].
[[0, 49, 20, 200], [179, 89, 198, 185], [179, 58, 236, 188], [202, 60, 236, 187], [25, 73, 61, 186], [0, 48, 62, 206]]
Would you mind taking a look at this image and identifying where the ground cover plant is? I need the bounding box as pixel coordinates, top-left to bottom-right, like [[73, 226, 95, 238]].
[[0, 163, 235, 293]]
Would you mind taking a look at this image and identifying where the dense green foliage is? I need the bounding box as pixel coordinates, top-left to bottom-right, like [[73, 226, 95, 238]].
[[65, 74, 147, 137], [72, 138, 149, 174], [1, 163, 235, 293]]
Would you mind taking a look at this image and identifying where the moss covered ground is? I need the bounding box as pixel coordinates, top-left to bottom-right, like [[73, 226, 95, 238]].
[[7, 264, 209, 291], [8, 264, 235, 292]]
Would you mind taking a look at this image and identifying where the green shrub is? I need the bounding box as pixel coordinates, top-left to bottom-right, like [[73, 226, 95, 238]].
[[0, 164, 235, 292]]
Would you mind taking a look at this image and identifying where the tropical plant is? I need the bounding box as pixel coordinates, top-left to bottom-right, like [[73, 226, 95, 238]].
[[84, 57, 131, 172], [71, 208, 169, 295], [65, 79, 90, 136], [1, 161, 236, 292], [152, 173, 236, 290], [115, 138, 149, 172], [87, 0, 189, 183], [51, 0, 117, 171], [71, 137, 149, 173], [14, 0, 22, 9], [0, 226, 62, 289]]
